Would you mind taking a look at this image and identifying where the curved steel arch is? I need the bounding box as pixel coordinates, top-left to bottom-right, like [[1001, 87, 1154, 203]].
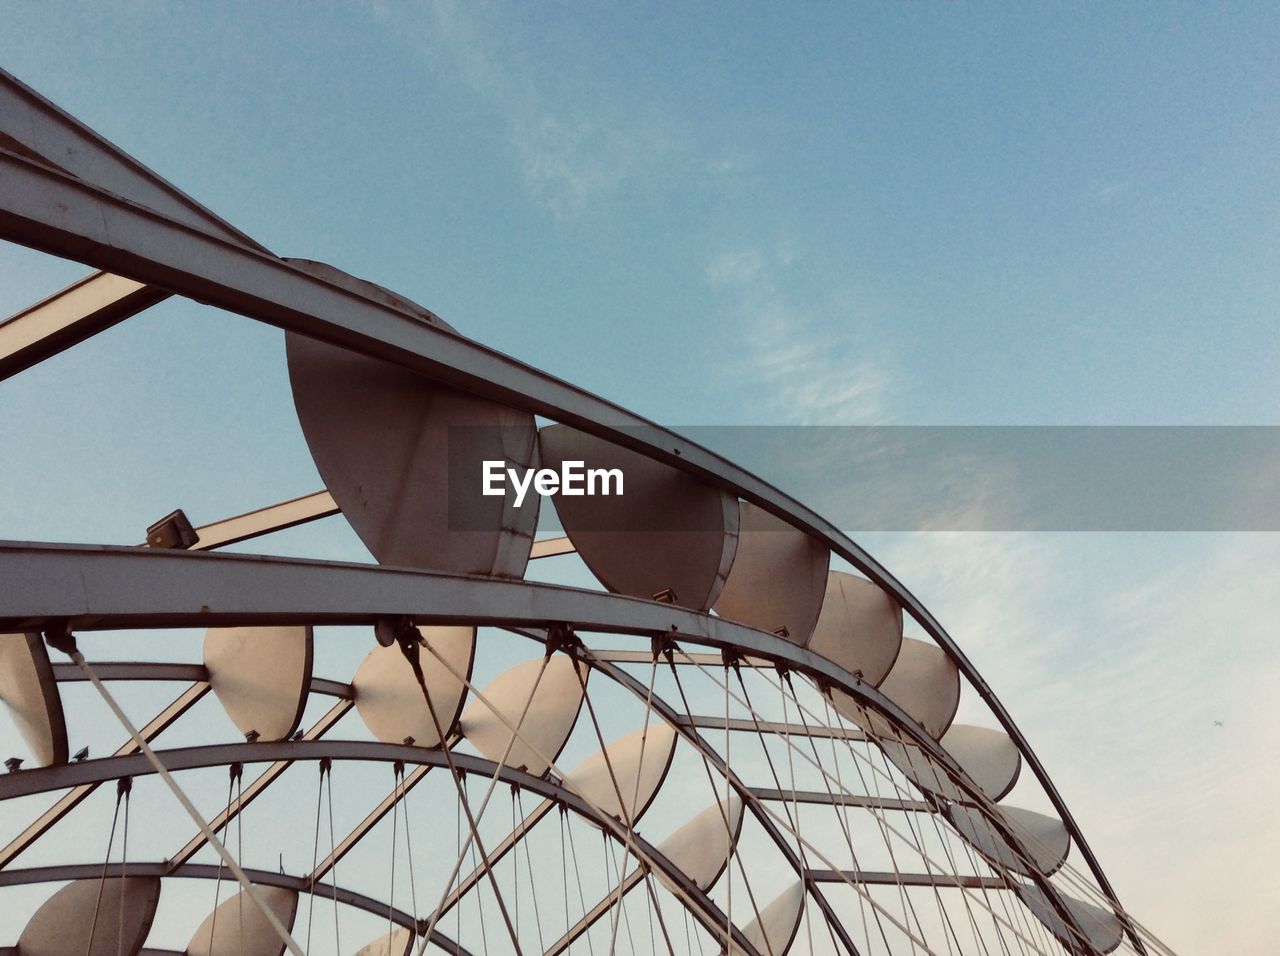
[[0, 862, 466, 956], [0, 739, 762, 956], [566, 643, 1085, 956], [0, 547, 1094, 951], [0, 125, 1136, 952]]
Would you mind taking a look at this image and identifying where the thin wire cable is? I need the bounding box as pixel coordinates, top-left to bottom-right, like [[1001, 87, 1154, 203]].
[[570, 658, 675, 956], [236, 770, 244, 956], [517, 788, 547, 952], [326, 765, 341, 954], [305, 765, 323, 954], [67, 649, 304, 954], [415, 642, 552, 955], [401, 767, 420, 934], [605, 832, 637, 954], [566, 811, 597, 956], [741, 662, 1052, 953], [664, 656, 769, 945], [389, 765, 401, 945], [84, 782, 122, 956], [118, 784, 129, 956]]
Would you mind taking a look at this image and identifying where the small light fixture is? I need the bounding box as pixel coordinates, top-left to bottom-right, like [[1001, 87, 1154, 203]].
[[145, 509, 198, 549]]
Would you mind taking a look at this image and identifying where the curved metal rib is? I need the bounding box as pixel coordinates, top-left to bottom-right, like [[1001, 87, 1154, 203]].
[[0, 739, 759, 955], [0, 862, 465, 955], [0, 541, 1094, 950]]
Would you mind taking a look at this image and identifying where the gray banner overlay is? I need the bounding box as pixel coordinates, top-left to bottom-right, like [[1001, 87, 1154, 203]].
[[448, 426, 1280, 532]]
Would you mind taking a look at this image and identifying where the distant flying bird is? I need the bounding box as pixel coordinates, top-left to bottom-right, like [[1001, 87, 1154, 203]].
[[1213, 720, 1224, 727]]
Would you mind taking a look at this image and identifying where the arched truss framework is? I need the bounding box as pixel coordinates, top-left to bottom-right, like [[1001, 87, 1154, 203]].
[[0, 67, 1169, 956]]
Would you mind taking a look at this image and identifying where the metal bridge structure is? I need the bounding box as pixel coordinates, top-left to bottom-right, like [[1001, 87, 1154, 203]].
[[0, 69, 1174, 956]]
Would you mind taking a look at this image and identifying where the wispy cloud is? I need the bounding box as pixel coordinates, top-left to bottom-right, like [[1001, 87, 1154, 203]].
[[705, 244, 896, 425], [404, 0, 675, 217]]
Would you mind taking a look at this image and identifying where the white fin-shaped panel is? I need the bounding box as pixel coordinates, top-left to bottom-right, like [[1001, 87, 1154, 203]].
[[656, 795, 744, 892], [1019, 884, 1124, 954], [18, 876, 160, 956], [204, 626, 313, 742], [946, 803, 1070, 877], [563, 721, 677, 823], [0, 631, 67, 766], [879, 724, 1020, 803], [187, 884, 298, 956], [713, 502, 829, 646], [353, 926, 413, 956], [807, 572, 902, 687], [354, 625, 475, 747], [539, 424, 738, 611], [460, 654, 588, 776], [732, 881, 806, 956], [832, 637, 960, 740], [287, 324, 539, 578]]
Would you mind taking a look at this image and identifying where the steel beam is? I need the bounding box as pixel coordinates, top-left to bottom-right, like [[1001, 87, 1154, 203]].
[[0, 68, 264, 247], [0, 271, 170, 380], [749, 788, 928, 813], [50, 662, 353, 700], [188, 490, 339, 551], [809, 869, 1009, 891], [675, 714, 866, 742]]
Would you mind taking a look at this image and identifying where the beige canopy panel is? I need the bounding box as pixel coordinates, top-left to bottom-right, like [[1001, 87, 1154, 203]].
[[353, 625, 475, 748], [1020, 883, 1125, 954], [16, 876, 160, 956], [562, 721, 677, 823], [287, 315, 539, 578], [945, 803, 1071, 878], [0, 631, 67, 767], [878, 724, 1020, 803], [187, 884, 299, 956], [713, 502, 830, 646], [834, 637, 961, 740], [353, 927, 413, 956], [656, 795, 745, 892], [539, 424, 739, 610], [734, 881, 807, 956], [938, 724, 1022, 801], [203, 626, 313, 742], [459, 654, 588, 776], [806, 572, 903, 687]]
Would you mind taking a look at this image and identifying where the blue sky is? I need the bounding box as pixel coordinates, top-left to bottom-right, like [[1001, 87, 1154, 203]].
[[1, 2, 1278, 953]]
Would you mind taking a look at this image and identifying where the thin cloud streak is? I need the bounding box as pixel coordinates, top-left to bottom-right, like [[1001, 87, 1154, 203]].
[[398, 0, 677, 217], [705, 245, 897, 425]]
